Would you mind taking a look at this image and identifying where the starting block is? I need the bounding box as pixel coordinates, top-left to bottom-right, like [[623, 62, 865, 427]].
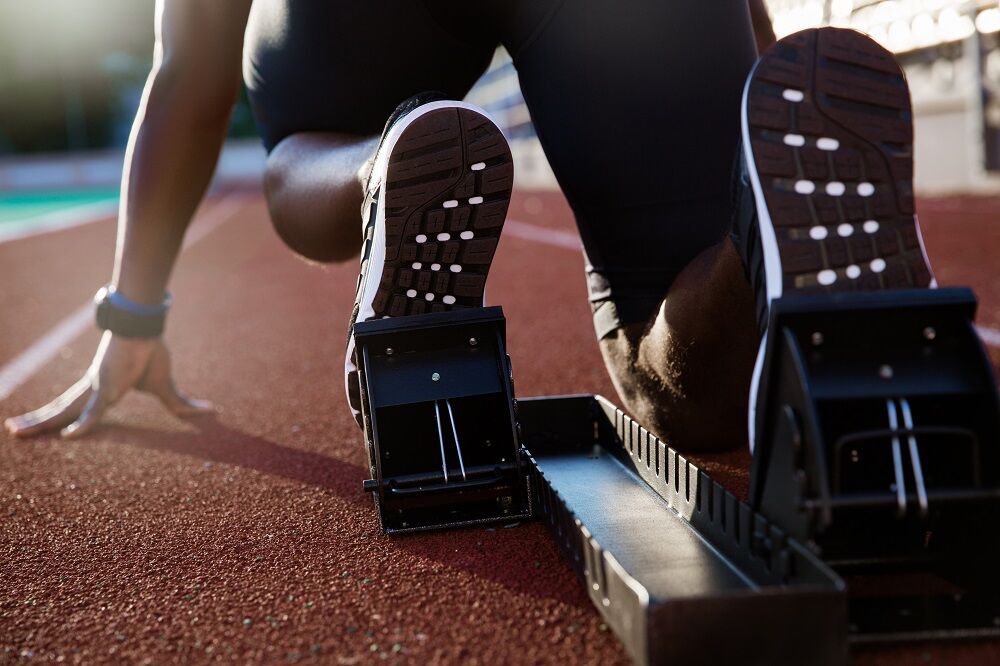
[[354, 289, 1000, 663], [355, 306, 531, 533], [750, 287, 1000, 641]]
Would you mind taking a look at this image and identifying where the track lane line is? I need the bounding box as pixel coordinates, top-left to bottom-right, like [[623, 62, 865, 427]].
[[0, 196, 248, 402], [0, 199, 119, 244], [505, 218, 1000, 350], [504, 219, 580, 250]]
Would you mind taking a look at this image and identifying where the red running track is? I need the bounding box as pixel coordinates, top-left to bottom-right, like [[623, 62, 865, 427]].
[[1, 189, 998, 664]]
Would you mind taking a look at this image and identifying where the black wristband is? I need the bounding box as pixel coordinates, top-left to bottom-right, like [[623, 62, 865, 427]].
[[94, 286, 169, 338]]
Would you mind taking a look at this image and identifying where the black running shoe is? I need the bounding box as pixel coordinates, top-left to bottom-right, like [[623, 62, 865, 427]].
[[735, 27, 936, 449], [345, 96, 514, 427]]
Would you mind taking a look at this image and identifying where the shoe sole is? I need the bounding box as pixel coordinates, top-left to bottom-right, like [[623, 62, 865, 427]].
[[741, 27, 935, 450], [366, 105, 513, 318], [346, 102, 513, 425]]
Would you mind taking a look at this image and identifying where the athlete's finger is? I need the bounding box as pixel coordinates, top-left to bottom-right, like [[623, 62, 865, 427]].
[[4, 377, 92, 438], [60, 390, 109, 440], [152, 381, 215, 416]]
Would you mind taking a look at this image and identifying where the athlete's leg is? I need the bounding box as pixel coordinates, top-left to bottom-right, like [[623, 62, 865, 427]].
[[263, 134, 376, 262], [507, 1, 759, 450], [244, 0, 496, 262]]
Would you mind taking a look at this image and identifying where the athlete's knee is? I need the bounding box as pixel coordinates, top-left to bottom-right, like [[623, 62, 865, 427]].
[[263, 143, 359, 264]]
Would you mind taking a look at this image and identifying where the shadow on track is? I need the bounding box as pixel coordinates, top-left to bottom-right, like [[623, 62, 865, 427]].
[[103, 417, 370, 508], [102, 416, 594, 608]]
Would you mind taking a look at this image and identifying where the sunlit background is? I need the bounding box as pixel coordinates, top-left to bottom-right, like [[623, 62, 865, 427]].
[[0, 0, 998, 223]]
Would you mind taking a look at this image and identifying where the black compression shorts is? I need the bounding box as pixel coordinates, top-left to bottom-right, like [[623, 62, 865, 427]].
[[243, 0, 758, 339]]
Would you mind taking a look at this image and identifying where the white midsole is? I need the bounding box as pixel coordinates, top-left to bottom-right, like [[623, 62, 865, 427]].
[[344, 100, 502, 418], [740, 66, 784, 454]]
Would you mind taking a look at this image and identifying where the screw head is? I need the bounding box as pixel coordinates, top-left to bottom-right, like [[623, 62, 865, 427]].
[[431, 372, 441, 382], [879, 364, 894, 379], [810, 332, 824, 346], [386, 347, 394, 356], [469, 337, 478, 346], [923, 326, 937, 341]]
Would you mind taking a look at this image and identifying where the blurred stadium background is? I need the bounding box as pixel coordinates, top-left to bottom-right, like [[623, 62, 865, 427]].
[[1, 0, 999, 221]]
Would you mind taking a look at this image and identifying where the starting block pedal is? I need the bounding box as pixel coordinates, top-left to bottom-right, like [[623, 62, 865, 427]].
[[354, 306, 531, 533], [750, 287, 1000, 640]]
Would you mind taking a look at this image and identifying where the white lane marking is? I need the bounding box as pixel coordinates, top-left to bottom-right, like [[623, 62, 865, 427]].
[[0, 199, 118, 245], [977, 326, 1000, 348], [503, 219, 580, 251], [0, 196, 246, 402], [503, 217, 1000, 353]]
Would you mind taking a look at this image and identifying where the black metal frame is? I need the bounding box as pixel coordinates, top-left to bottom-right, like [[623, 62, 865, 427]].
[[750, 287, 1000, 641]]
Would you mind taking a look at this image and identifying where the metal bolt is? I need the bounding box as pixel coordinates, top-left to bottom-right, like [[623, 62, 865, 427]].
[[810, 332, 824, 346], [386, 347, 394, 356], [879, 364, 894, 380], [923, 326, 936, 341], [431, 372, 440, 382], [469, 337, 478, 346]]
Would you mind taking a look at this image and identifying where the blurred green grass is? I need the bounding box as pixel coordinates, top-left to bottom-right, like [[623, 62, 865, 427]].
[[0, 189, 117, 224]]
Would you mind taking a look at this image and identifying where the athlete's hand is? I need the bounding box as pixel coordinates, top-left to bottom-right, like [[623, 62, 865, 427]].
[[3, 332, 213, 439]]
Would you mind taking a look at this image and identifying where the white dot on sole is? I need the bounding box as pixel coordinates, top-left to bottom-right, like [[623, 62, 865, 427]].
[[411, 262, 422, 270], [870, 258, 887, 273], [430, 263, 441, 271], [809, 226, 828, 240], [863, 220, 880, 234], [795, 180, 816, 195], [415, 234, 427, 243], [459, 231, 474, 240], [846, 265, 861, 279], [449, 265, 462, 273], [837, 223, 854, 237], [857, 182, 875, 197], [471, 162, 486, 171], [442, 295, 457, 305], [406, 289, 417, 298], [817, 269, 837, 286], [817, 137, 840, 151], [443, 200, 459, 209], [468, 196, 484, 205], [783, 89, 805, 102], [437, 232, 451, 242], [425, 293, 435, 301], [783, 133, 806, 147], [826, 182, 846, 196]]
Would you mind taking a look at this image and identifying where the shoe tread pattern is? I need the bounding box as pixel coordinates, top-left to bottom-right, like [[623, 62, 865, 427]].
[[373, 108, 512, 317], [746, 28, 932, 294]]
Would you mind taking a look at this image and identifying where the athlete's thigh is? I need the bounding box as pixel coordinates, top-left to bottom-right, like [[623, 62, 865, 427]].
[[512, 0, 756, 208], [507, 0, 758, 334], [244, 0, 497, 151]]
